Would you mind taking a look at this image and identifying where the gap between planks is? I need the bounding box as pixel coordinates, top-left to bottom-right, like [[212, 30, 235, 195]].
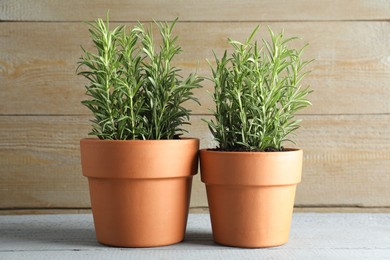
[[2, 207, 390, 215]]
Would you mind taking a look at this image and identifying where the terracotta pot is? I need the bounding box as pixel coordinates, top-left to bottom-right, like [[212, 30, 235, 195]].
[[80, 138, 199, 247], [200, 149, 302, 248]]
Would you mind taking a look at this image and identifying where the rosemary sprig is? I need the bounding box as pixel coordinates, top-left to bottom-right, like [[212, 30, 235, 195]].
[[77, 15, 202, 140], [205, 26, 313, 151]]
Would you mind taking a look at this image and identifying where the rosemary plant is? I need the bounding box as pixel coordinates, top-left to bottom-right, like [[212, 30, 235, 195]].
[[205, 26, 312, 151], [77, 16, 202, 140]]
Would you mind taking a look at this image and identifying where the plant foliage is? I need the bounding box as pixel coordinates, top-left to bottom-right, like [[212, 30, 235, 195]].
[[205, 26, 312, 151], [77, 16, 202, 140]]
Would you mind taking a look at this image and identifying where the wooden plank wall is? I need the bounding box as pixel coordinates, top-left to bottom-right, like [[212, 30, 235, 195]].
[[1, 0, 390, 214]]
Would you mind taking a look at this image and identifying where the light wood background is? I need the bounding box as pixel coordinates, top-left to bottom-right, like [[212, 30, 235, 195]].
[[1, 0, 390, 214]]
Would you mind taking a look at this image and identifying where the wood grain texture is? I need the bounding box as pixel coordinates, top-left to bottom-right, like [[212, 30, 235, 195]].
[[1, 0, 389, 212], [0, 116, 90, 208], [1, 0, 390, 22], [1, 115, 389, 209], [1, 22, 389, 115], [295, 115, 390, 207], [1, 214, 390, 258]]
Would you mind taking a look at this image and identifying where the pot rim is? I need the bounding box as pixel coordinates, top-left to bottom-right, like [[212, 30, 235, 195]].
[[80, 137, 199, 179], [200, 148, 302, 186]]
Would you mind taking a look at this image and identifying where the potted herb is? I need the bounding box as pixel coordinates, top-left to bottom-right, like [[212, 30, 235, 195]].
[[77, 16, 202, 247], [200, 26, 312, 248]]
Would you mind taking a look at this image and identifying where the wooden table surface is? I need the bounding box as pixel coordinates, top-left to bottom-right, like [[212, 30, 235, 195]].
[[1, 213, 389, 259]]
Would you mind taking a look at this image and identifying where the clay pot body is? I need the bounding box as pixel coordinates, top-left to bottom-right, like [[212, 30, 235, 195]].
[[200, 149, 302, 248], [80, 138, 199, 247]]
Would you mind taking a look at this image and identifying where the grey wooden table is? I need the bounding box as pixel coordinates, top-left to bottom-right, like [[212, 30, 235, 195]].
[[1, 213, 389, 259]]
